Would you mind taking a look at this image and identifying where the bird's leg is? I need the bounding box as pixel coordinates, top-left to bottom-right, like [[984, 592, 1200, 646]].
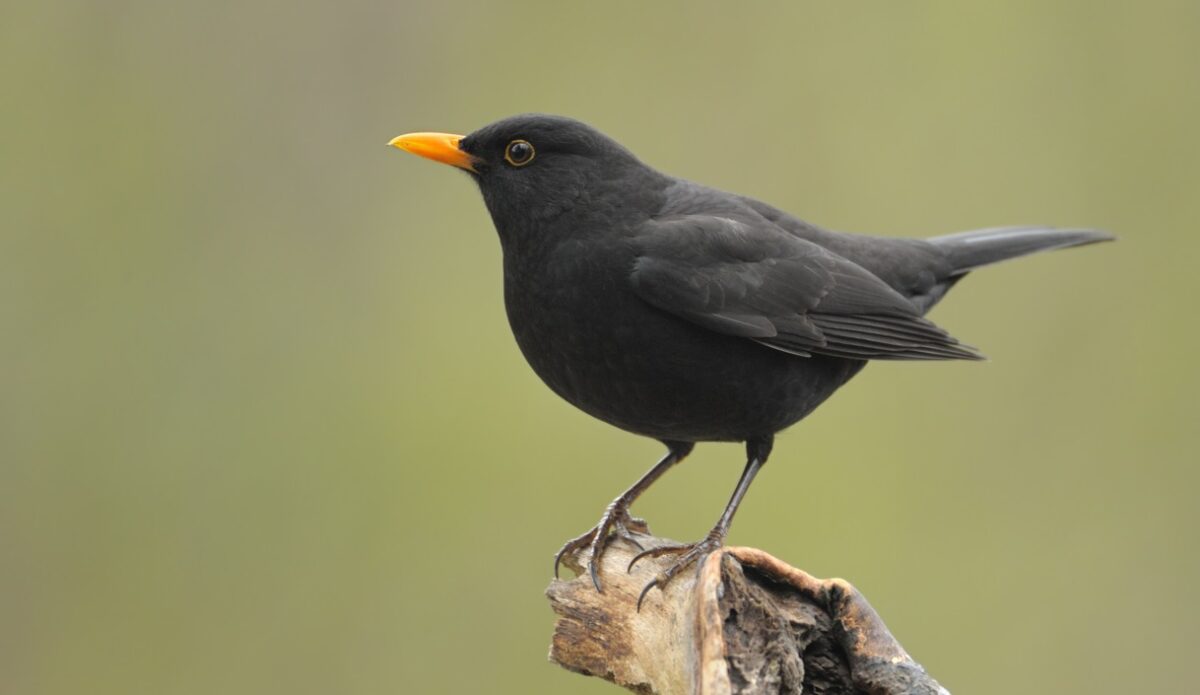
[[629, 435, 774, 610], [554, 441, 694, 592]]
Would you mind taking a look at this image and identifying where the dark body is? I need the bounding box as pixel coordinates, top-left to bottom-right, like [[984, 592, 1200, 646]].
[[497, 176, 874, 442], [392, 113, 1110, 597]]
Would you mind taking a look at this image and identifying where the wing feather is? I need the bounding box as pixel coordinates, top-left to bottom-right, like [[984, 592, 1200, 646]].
[[631, 213, 982, 361]]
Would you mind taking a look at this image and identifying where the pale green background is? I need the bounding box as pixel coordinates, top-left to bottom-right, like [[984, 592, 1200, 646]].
[[2, 2, 1196, 693]]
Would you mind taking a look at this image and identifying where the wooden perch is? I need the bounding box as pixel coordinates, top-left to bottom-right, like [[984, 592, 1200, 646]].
[[548, 536, 949, 695]]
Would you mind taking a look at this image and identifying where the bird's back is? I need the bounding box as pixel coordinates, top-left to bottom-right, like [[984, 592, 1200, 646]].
[[732, 193, 1112, 313], [660, 180, 958, 314]]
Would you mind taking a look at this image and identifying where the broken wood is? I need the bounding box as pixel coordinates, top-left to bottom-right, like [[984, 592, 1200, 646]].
[[548, 536, 949, 694]]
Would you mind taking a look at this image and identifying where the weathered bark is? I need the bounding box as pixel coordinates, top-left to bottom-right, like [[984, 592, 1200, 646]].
[[548, 536, 949, 695]]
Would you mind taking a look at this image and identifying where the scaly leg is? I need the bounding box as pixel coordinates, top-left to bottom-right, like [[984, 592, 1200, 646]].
[[554, 441, 695, 591], [629, 435, 774, 610]]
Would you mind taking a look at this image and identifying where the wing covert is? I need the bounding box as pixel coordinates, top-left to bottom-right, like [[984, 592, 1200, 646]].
[[630, 215, 982, 361]]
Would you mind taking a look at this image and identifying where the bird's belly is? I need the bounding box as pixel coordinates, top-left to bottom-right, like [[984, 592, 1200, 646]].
[[506, 287, 864, 442]]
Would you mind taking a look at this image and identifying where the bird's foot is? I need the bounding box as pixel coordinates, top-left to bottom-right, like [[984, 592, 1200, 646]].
[[554, 500, 651, 591], [627, 529, 726, 611]]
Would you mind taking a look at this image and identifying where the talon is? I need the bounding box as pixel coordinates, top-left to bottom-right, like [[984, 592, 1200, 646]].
[[586, 527, 613, 591], [589, 555, 603, 592], [553, 530, 596, 579], [636, 577, 661, 612], [628, 534, 726, 608], [627, 543, 686, 573], [553, 504, 651, 591]]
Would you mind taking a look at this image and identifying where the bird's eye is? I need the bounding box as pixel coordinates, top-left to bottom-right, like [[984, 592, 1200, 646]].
[[504, 139, 535, 166]]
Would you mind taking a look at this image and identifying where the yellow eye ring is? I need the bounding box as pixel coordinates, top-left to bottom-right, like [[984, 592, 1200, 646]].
[[504, 139, 535, 166]]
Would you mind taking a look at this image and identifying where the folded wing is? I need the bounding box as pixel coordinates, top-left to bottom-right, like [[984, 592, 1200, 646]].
[[630, 214, 982, 361]]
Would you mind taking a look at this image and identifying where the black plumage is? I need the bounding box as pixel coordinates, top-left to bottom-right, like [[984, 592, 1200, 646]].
[[389, 114, 1112, 604]]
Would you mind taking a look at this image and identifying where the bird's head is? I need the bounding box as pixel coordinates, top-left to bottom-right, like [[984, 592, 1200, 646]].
[[390, 114, 661, 242]]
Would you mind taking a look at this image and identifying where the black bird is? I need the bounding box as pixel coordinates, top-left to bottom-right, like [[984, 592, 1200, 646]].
[[389, 114, 1111, 606]]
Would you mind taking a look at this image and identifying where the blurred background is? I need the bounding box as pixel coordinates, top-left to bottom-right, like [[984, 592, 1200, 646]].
[[2, 1, 1196, 693]]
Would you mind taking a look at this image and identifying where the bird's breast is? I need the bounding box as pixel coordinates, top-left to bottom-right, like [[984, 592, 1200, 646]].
[[502, 238, 640, 395], [498, 238, 862, 441]]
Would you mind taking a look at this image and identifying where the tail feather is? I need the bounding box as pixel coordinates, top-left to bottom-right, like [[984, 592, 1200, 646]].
[[929, 226, 1114, 275]]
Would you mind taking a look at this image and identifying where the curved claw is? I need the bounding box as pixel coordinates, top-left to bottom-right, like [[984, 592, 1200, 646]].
[[627, 543, 688, 573], [553, 529, 597, 580], [585, 529, 610, 591], [636, 577, 661, 612], [554, 505, 652, 591], [629, 534, 726, 609]]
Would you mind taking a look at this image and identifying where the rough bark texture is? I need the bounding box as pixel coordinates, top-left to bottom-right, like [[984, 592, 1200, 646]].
[[548, 537, 949, 695]]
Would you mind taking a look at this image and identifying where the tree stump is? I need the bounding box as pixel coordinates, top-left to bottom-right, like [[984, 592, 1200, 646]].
[[548, 536, 948, 694]]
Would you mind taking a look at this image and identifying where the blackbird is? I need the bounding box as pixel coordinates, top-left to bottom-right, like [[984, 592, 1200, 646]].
[[389, 114, 1111, 606]]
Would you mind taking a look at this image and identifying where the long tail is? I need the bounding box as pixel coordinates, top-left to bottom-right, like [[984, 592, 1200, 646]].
[[929, 226, 1114, 275]]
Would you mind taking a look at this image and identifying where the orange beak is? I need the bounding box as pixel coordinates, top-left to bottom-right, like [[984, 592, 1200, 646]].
[[388, 132, 477, 172]]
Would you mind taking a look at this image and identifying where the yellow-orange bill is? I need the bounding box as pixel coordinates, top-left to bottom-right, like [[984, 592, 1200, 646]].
[[388, 132, 476, 172]]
